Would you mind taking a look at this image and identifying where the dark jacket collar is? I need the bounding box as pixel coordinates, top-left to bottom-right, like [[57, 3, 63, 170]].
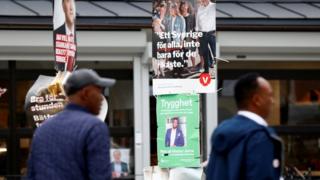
[[65, 103, 90, 113]]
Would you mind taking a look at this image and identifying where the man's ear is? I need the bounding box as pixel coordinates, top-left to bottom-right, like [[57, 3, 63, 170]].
[[252, 94, 261, 107], [79, 87, 89, 101]]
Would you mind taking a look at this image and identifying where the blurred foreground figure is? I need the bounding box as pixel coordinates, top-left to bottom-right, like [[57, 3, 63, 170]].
[[206, 73, 283, 180], [26, 69, 115, 180]]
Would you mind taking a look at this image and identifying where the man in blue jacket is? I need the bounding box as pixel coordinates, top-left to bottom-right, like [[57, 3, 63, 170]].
[[165, 117, 185, 147], [206, 73, 283, 180], [26, 69, 115, 180]]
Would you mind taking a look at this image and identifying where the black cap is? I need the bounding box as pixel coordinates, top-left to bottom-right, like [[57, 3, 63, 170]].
[[64, 69, 116, 96]]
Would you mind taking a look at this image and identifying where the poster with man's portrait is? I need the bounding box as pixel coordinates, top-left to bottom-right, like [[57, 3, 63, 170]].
[[53, 0, 77, 72], [165, 116, 187, 147], [157, 94, 200, 168], [110, 148, 130, 178]]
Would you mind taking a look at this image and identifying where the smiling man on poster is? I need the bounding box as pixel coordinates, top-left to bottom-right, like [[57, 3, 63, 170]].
[[165, 117, 185, 147]]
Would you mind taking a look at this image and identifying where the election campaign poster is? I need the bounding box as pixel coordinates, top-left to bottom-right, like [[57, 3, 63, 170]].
[[157, 94, 200, 168], [54, 0, 77, 72], [24, 74, 111, 127], [110, 148, 131, 178], [24, 0, 78, 127], [24, 75, 67, 127], [152, 0, 216, 95]]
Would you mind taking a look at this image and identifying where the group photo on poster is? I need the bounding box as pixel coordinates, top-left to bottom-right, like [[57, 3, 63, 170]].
[[152, 0, 216, 79]]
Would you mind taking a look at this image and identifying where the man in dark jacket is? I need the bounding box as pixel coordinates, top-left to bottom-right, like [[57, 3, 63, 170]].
[[206, 73, 283, 180], [26, 69, 115, 180], [165, 117, 185, 147]]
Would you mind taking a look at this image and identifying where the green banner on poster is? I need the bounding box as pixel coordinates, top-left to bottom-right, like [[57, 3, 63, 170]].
[[157, 94, 200, 168]]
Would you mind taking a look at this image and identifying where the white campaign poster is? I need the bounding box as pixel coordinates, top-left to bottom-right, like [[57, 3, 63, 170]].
[[110, 148, 131, 178], [152, 0, 216, 95]]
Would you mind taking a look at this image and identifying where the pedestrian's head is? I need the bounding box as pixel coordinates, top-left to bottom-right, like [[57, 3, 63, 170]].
[[169, 4, 178, 16], [234, 73, 274, 119], [201, 0, 210, 6], [180, 1, 192, 15], [64, 69, 115, 115], [172, 117, 179, 129], [159, 1, 167, 17], [113, 150, 121, 162], [62, 0, 75, 28]]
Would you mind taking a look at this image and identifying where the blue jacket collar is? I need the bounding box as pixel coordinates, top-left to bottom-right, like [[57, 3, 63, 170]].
[[65, 103, 90, 113]]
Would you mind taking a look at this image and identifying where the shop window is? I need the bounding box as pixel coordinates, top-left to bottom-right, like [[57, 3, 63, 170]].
[[219, 79, 320, 126], [0, 81, 9, 128], [282, 135, 320, 176], [285, 80, 320, 125], [0, 140, 7, 176], [107, 80, 134, 179], [16, 81, 35, 128], [0, 62, 8, 69], [16, 61, 52, 70], [19, 138, 31, 176], [107, 80, 134, 128]]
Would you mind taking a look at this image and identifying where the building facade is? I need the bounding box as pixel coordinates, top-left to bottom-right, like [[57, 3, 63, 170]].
[[0, 0, 320, 179]]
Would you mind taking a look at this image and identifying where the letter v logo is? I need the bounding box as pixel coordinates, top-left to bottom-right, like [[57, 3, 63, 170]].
[[199, 73, 211, 86]]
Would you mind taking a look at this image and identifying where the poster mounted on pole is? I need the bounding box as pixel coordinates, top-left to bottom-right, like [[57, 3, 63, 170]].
[[157, 94, 200, 168], [54, 0, 77, 72], [152, 0, 216, 95], [24, 0, 78, 127]]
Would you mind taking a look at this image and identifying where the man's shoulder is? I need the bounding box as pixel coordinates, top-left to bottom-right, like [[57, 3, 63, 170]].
[[42, 109, 104, 129], [225, 115, 262, 128], [215, 115, 265, 136]]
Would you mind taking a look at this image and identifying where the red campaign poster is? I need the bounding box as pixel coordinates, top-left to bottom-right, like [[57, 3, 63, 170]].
[[53, 0, 77, 72], [152, 0, 217, 95]]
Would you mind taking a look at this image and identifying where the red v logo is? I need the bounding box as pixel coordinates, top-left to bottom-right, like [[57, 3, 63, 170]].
[[199, 73, 211, 86], [202, 77, 209, 84]]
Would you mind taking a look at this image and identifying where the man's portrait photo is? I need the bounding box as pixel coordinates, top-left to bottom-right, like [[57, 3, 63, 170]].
[[110, 149, 130, 178], [165, 116, 186, 147], [54, 0, 75, 35]]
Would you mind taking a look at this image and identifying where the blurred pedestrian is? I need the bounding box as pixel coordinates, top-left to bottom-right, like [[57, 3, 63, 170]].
[[206, 73, 283, 180], [26, 69, 115, 180]]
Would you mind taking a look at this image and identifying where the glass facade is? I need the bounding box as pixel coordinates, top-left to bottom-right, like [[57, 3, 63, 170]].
[[0, 81, 9, 128], [1, 59, 320, 178], [0, 139, 7, 177], [0, 61, 135, 179], [19, 138, 31, 176]]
